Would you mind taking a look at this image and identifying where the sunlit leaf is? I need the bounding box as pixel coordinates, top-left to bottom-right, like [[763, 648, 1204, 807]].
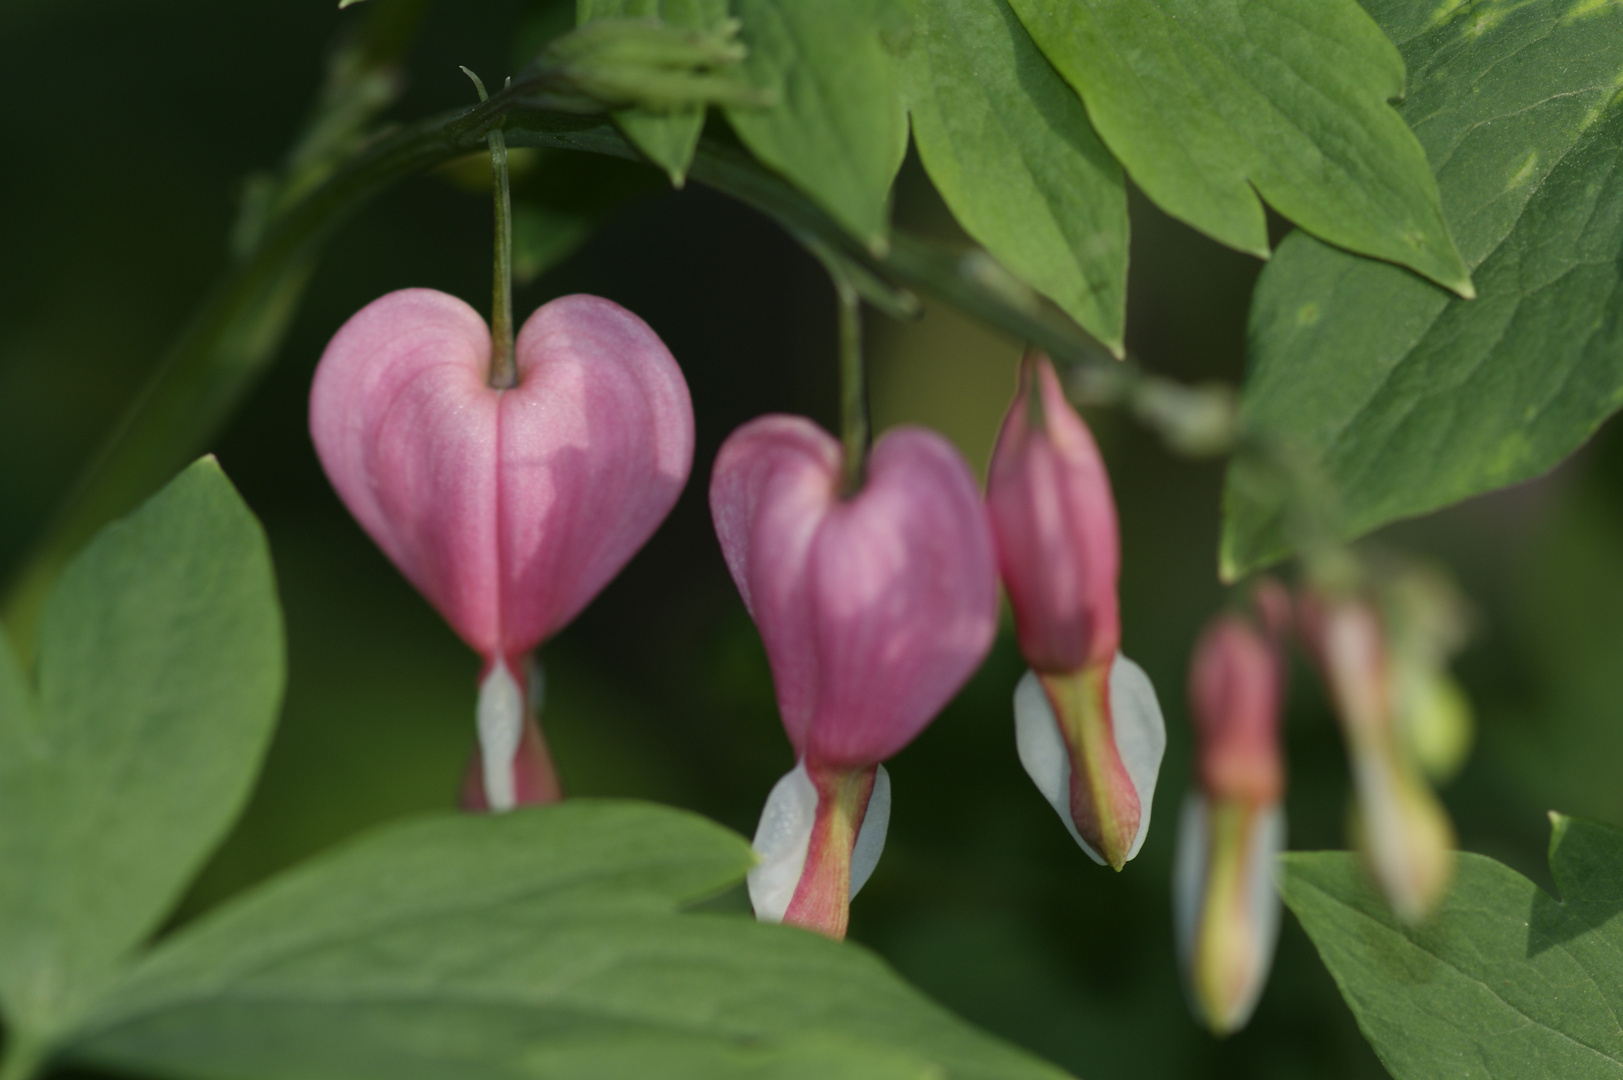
[[905, 0, 1127, 352], [1222, 0, 1623, 576], [1007, 0, 1469, 294], [724, 0, 909, 251], [0, 458, 284, 1042], [1282, 813, 1623, 1080], [69, 802, 1071, 1080]]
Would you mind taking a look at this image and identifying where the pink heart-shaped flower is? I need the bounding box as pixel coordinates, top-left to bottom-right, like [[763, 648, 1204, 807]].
[[710, 416, 999, 769], [711, 415, 998, 938], [310, 288, 694, 663], [310, 288, 692, 811]]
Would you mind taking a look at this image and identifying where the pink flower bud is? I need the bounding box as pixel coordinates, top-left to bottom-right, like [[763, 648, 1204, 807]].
[[710, 416, 998, 937], [1188, 615, 1284, 806], [1174, 609, 1288, 1035], [988, 355, 1165, 870], [310, 288, 693, 810], [987, 354, 1118, 673], [1298, 591, 1455, 923]]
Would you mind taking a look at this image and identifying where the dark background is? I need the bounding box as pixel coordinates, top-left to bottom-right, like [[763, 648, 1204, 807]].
[[4, 1, 1620, 1077]]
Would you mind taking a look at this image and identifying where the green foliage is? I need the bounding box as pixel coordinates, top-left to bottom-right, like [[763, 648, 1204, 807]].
[[0, 465, 1070, 1080], [0, 458, 284, 1043], [63, 801, 1069, 1080], [1005, 0, 1469, 294], [724, 0, 909, 252], [578, 0, 733, 185], [1281, 813, 1623, 1080], [904, 0, 1128, 352], [1223, 0, 1623, 575]]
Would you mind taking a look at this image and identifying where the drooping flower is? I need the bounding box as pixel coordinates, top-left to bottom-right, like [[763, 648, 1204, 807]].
[[1174, 598, 1288, 1036], [1298, 588, 1455, 923], [711, 416, 998, 939], [987, 353, 1165, 869], [310, 288, 693, 810]]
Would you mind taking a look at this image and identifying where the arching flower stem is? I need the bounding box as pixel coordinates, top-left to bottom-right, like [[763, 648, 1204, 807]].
[[460, 66, 517, 390]]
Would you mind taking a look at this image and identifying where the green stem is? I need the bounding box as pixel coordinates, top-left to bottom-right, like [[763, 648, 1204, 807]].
[[833, 271, 868, 494], [460, 68, 517, 389], [489, 119, 516, 388]]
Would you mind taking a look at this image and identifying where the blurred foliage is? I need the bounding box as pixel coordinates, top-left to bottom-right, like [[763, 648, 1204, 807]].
[[1, 1, 1619, 1078]]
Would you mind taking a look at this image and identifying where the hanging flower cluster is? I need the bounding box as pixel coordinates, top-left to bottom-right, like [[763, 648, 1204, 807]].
[[1172, 564, 1468, 1035], [297, 62, 1477, 1039], [309, 282, 1466, 1028]]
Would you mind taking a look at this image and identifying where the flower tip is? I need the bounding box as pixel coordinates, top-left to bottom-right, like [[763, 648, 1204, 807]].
[[1013, 655, 1165, 867], [1174, 794, 1285, 1038], [747, 760, 890, 940]]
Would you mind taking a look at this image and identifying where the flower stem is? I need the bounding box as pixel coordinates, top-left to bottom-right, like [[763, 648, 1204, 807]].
[[461, 68, 517, 390], [833, 271, 868, 495]]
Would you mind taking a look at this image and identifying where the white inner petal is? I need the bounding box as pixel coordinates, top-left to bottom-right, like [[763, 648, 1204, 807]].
[[1171, 792, 1208, 976], [1231, 803, 1287, 1030], [849, 764, 890, 899], [1351, 750, 1421, 920], [1013, 670, 1104, 864], [476, 659, 525, 813], [748, 762, 817, 923], [1110, 653, 1168, 861]]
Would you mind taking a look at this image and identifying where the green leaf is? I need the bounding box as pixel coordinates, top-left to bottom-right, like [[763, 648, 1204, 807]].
[[905, 0, 1127, 353], [0, 626, 31, 761], [69, 801, 1069, 1080], [1221, 0, 1623, 576], [1006, 0, 1470, 294], [723, 0, 909, 251], [1281, 813, 1623, 1080], [0, 457, 284, 1041], [578, 0, 733, 185]]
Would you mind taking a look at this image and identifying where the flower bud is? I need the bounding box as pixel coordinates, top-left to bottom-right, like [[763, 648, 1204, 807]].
[[1189, 616, 1284, 806], [988, 354, 1165, 869], [711, 416, 998, 937], [1299, 591, 1455, 923], [987, 354, 1118, 674], [1174, 611, 1287, 1036], [311, 289, 693, 810]]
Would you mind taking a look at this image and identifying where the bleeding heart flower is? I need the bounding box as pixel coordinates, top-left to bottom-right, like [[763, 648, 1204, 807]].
[[310, 288, 693, 810], [711, 416, 998, 939], [1173, 601, 1287, 1036], [1298, 589, 1455, 924], [987, 353, 1165, 869]]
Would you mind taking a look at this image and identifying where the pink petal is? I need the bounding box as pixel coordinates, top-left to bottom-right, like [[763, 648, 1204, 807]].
[[1188, 615, 1285, 805], [310, 289, 502, 653], [805, 429, 999, 765], [710, 418, 998, 765], [498, 294, 694, 651], [710, 417, 842, 753], [987, 355, 1120, 674]]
